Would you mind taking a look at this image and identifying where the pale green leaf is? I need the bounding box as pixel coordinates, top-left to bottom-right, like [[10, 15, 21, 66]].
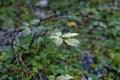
[[53, 38, 63, 46], [54, 32, 62, 36], [99, 22, 107, 29], [22, 27, 31, 37], [22, 22, 29, 27], [62, 33, 79, 38], [57, 75, 73, 80], [49, 36, 59, 39], [65, 38, 80, 47], [48, 75, 55, 80], [30, 19, 40, 25]]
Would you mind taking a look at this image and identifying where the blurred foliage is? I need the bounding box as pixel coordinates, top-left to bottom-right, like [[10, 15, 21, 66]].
[[0, 0, 120, 80]]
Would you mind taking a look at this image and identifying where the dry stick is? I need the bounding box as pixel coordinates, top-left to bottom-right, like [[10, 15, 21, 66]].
[[19, 53, 38, 80], [29, 32, 49, 80], [10, 29, 49, 80], [11, 29, 22, 58], [29, 30, 50, 49], [11, 29, 38, 80], [37, 71, 44, 80], [28, 1, 35, 15]]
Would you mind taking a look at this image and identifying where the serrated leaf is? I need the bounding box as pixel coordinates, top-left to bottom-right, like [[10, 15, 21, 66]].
[[53, 38, 63, 46], [62, 33, 79, 38], [65, 38, 80, 47]]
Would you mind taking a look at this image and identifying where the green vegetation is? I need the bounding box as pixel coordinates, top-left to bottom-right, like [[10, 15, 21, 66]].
[[0, 0, 120, 80]]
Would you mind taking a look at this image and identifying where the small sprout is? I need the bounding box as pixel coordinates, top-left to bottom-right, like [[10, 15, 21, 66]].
[[50, 32, 80, 47]]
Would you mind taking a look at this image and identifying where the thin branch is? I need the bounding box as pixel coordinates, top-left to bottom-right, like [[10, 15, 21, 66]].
[[10, 29, 38, 80], [18, 53, 38, 80], [11, 29, 23, 58], [36, 13, 71, 26], [37, 71, 44, 80], [29, 30, 50, 49], [28, 1, 35, 14]]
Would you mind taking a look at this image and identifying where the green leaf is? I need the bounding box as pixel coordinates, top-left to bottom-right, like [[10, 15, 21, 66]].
[[0, 74, 8, 80], [23, 78, 29, 80], [54, 32, 62, 36], [32, 67, 38, 73], [22, 27, 31, 37], [62, 33, 79, 38], [99, 22, 107, 29], [65, 38, 80, 47], [30, 19, 40, 25], [56, 75, 73, 80], [38, 64, 44, 70], [49, 35, 60, 39], [48, 75, 55, 80], [8, 77, 14, 80], [34, 27, 48, 35], [53, 38, 63, 46], [22, 22, 29, 27]]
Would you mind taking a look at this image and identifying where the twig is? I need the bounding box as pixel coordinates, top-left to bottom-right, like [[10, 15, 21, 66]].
[[11, 29, 23, 58], [29, 30, 50, 49], [10, 29, 38, 80], [18, 53, 38, 80], [36, 13, 71, 26], [28, 1, 34, 14], [37, 71, 44, 80]]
